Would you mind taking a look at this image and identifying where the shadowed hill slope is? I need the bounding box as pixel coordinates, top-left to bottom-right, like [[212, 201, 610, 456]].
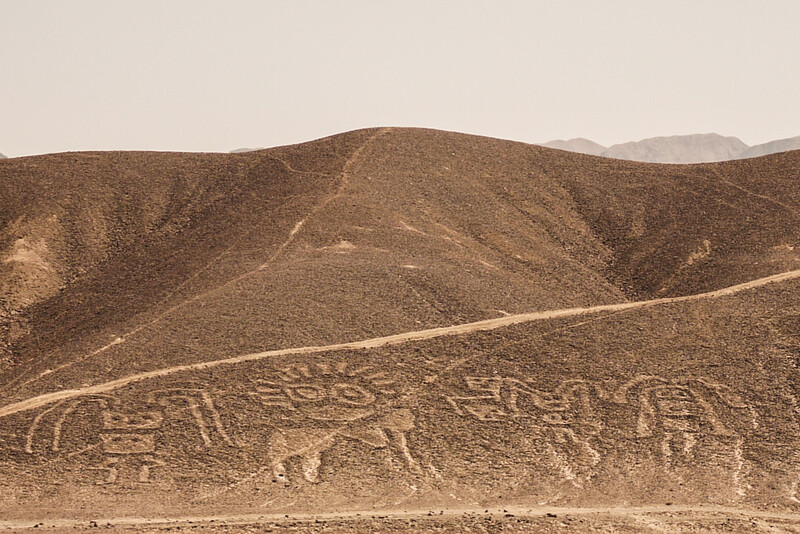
[[1, 127, 799, 409], [552, 148, 800, 297], [1, 128, 800, 525]]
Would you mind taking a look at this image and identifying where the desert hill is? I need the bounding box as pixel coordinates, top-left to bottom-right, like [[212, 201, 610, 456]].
[[0, 153, 6, 159], [1, 128, 800, 528]]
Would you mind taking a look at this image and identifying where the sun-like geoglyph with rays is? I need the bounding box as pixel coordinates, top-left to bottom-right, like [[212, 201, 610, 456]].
[[257, 361, 398, 420]]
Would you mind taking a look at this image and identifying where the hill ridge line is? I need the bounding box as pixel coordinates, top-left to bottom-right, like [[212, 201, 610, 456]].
[[711, 168, 800, 218], [1, 267, 799, 419]]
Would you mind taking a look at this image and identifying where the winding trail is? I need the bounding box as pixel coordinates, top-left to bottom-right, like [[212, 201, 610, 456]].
[[1, 268, 799, 420]]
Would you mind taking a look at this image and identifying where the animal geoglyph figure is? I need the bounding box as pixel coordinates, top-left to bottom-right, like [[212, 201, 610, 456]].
[[256, 362, 420, 483]]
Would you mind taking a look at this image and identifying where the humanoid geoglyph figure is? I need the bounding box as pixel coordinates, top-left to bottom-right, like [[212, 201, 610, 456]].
[[613, 374, 755, 493], [445, 376, 603, 487]]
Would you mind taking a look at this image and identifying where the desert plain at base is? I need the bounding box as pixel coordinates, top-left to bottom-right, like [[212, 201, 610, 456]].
[[3, 506, 800, 533], [1, 128, 800, 531]]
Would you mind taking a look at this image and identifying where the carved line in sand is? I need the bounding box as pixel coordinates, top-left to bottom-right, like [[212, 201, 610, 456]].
[[791, 478, 800, 505], [613, 375, 755, 496], [17, 370, 759, 490], [445, 377, 603, 487], [444, 375, 756, 490], [612, 376, 753, 437], [146, 388, 235, 448], [259, 362, 421, 483], [25, 387, 234, 484], [21, 363, 421, 486]]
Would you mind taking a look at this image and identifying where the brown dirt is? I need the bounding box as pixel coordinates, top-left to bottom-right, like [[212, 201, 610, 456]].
[[1, 128, 800, 530], [3, 506, 800, 533]]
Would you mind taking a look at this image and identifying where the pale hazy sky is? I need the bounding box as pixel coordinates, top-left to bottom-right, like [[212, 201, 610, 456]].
[[2, 1, 799, 157]]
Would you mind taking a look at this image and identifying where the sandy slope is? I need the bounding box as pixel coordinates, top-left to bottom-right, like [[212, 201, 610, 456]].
[[2, 267, 799, 420]]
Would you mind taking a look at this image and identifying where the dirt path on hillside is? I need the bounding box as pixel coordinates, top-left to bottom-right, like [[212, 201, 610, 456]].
[[1, 129, 394, 396], [1, 267, 799, 420]]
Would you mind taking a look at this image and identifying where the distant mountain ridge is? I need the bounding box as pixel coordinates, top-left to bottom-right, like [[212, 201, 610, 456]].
[[542, 134, 800, 163], [740, 136, 800, 158], [537, 137, 606, 156], [602, 133, 748, 163], [0, 153, 6, 159]]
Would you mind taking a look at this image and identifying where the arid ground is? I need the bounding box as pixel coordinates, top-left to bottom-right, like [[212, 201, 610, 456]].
[[1, 128, 800, 532]]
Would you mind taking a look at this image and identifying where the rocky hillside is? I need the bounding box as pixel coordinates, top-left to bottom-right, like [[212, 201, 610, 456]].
[[1, 128, 799, 525]]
